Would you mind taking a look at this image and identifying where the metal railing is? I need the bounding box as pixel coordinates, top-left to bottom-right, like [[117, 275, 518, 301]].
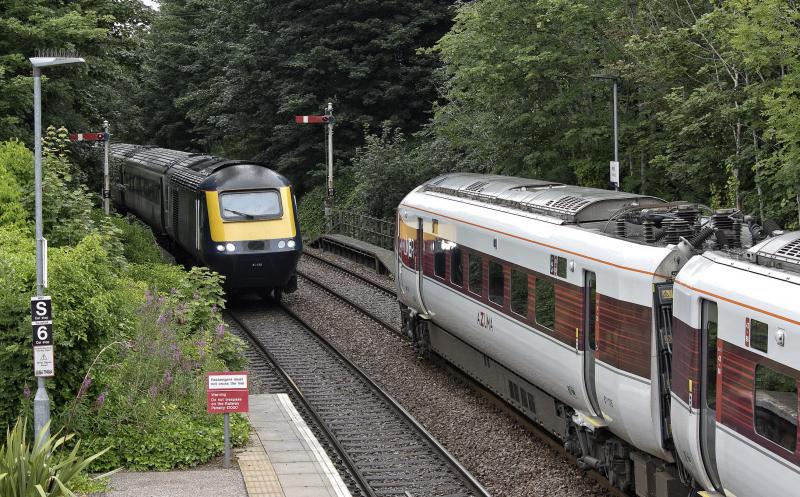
[[328, 209, 395, 251]]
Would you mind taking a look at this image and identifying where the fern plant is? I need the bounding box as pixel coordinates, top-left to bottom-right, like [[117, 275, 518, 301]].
[[0, 417, 107, 497]]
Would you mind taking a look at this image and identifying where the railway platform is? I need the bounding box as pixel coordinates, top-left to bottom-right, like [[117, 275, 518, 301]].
[[242, 393, 352, 497], [99, 393, 351, 497], [311, 234, 394, 276]]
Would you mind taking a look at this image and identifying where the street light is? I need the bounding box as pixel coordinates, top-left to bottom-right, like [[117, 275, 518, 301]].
[[592, 73, 620, 191], [29, 50, 85, 444]]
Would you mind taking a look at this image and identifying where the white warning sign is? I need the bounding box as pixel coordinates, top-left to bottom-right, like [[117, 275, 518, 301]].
[[33, 345, 54, 377]]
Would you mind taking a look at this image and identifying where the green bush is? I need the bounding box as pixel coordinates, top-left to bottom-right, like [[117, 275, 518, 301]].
[[0, 141, 29, 228], [106, 214, 164, 264], [0, 138, 249, 470], [0, 417, 107, 497], [62, 277, 247, 470]]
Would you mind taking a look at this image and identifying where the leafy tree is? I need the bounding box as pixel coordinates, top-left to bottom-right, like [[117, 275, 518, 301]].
[[0, 0, 153, 144], [138, 0, 454, 192]]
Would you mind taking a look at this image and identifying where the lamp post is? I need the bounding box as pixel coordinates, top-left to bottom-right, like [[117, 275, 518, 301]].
[[29, 51, 85, 444], [592, 74, 620, 191]]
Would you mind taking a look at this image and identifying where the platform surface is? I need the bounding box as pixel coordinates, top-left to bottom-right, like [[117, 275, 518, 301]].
[[246, 393, 352, 497], [315, 234, 395, 276]]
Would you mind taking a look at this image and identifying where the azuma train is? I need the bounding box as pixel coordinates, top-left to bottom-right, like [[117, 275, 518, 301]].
[[110, 144, 301, 298], [397, 173, 799, 497]]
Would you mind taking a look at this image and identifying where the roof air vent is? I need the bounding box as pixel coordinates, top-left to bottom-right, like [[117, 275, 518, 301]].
[[464, 181, 490, 192], [776, 238, 800, 262], [546, 195, 591, 213]]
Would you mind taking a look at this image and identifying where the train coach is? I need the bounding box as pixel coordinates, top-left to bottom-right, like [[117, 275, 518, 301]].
[[396, 173, 799, 497], [110, 144, 301, 298]]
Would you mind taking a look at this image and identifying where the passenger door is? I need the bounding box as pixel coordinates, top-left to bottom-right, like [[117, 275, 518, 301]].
[[583, 270, 602, 416], [699, 299, 722, 490]]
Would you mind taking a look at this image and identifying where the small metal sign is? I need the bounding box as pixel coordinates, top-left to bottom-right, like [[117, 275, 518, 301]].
[[609, 160, 620, 185], [33, 345, 54, 377], [31, 296, 52, 322], [207, 372, 249, 413], [32, 321, 53, 347]]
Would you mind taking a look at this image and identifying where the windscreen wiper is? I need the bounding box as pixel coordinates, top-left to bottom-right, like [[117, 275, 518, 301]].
[[224, 208, 256, 219]]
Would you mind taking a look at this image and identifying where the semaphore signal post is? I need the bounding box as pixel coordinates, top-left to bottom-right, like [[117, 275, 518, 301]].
[[295, 102, 334, 229]]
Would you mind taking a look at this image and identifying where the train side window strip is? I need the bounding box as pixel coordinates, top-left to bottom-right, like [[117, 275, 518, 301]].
[[488, 260, 504, 305], [469, 253, 483, 296], [754, 364, 797, 452], [434, 240, 446, 279], [450, 244, 463, 287], [510, 268, 528, 317], [535, 278, 555, 331]]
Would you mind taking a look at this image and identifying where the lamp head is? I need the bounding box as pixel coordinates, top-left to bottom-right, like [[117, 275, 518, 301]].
[[30, 49, 85, 68]]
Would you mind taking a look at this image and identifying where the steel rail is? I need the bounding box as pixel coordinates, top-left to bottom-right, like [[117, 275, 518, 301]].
[[295, 270, 399, 333], [278, 303, 492, 497], [226, 310, 377, 497], [302, 250, 396, 296]]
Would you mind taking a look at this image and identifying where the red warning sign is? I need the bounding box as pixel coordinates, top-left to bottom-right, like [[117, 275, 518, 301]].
[[206, 371, 249, 413]]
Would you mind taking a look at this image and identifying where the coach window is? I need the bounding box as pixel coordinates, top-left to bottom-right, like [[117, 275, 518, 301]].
[[754, 364, 797, 452], [535, 279, 555, 330], [510, 269, 528, 317], [469, 253, 483, 295], [434, 240, 446, 279], [702, 300, 718, 410], [451, 245, 463, 287], [750, 319, 769, 353], [489, 261, 504, 305]]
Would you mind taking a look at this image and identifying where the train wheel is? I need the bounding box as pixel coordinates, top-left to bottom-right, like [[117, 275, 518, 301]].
[[273, 288, 283, 302]]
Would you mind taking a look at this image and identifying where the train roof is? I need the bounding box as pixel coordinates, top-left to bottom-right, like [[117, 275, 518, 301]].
[[110, 143, 290, 190], [423, 173, 666, 223]]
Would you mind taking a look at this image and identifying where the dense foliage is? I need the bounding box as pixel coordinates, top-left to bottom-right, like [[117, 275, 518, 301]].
[[0, 136, 248, 470], [116, 0, 800, 230], [0, 0, 152, 143], [430, 0, 800, 226], [135, 0, 454, 193]]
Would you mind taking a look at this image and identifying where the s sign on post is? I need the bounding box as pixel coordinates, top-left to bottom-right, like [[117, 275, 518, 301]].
[[207, 371, 249, 468]]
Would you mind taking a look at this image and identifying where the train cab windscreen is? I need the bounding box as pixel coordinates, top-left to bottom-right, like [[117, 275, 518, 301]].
[[220, 190, 282, 220]]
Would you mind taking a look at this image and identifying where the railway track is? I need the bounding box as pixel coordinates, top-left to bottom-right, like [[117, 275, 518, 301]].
[[228, 301, 491, 497], [296, 250, 628, 497]]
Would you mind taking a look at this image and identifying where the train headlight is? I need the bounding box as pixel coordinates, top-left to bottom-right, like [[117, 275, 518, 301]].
[[225, 243, 236, 252], [287, 240, 296, 248], [216, 245, 225, 252], [278, 240, 286, 249]]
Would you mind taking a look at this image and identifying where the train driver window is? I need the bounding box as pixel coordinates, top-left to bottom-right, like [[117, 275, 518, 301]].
[[489, 261, 504, 305], [750, 318, 769, 353], [510, 269, 528, 317], [434, 240, 446, 278], [220, 190, 282, 220], [451, 245, 463, 287], [469, 253, 483, 295], [535, 278, 555, 330], [754, 364, 797, 452]]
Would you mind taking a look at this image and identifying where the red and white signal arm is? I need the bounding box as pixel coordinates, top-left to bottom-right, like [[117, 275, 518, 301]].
[[206, 371, 249, 413], [295, 115, 330, 124], [69, 132, 109, 142]]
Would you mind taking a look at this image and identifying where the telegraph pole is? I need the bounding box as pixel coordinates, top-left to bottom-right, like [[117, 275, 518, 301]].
[[592, 74, 620, 191]]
